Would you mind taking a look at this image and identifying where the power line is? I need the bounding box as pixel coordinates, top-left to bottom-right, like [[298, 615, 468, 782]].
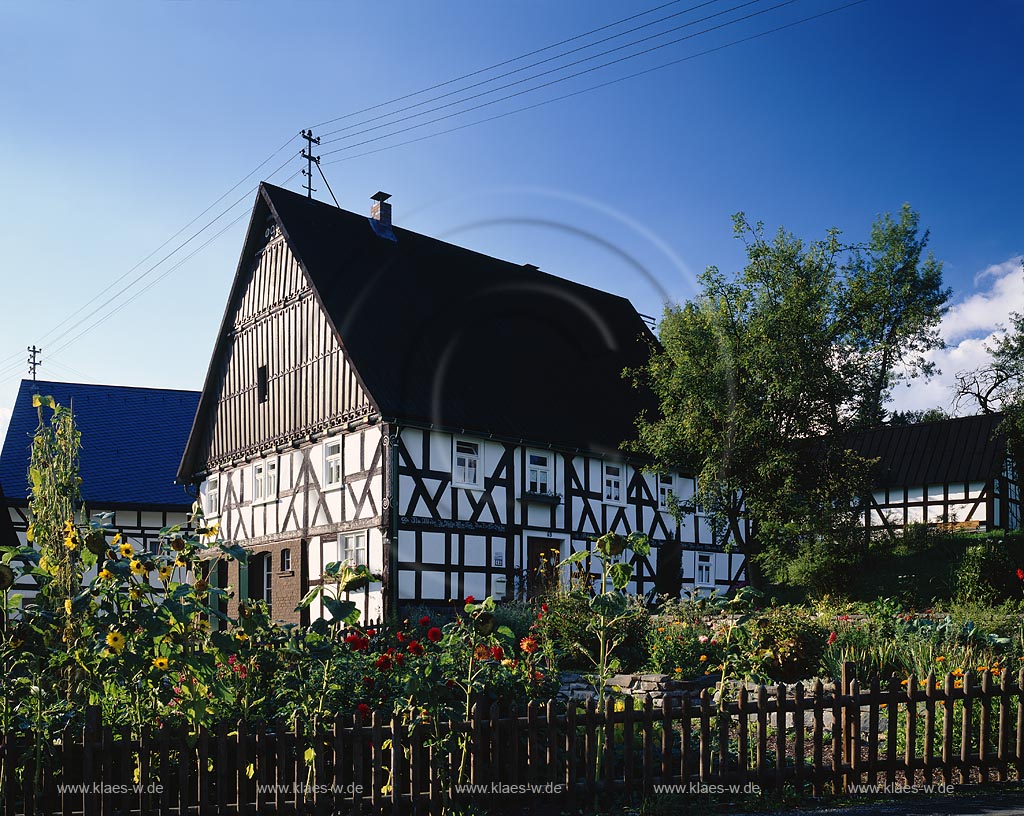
[[318, 0, 729, 139], [43, 168, 304, 364], [319, 0, 800, 158], [324, 0, 869, 166], [28, 134, 300, 355], [309, 0, 699, 130]]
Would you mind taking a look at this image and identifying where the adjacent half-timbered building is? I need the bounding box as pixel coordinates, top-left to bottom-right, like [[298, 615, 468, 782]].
[[177, 183, 747, 624], [0, 379, 201, 599], [852, 412, 1020, 535]]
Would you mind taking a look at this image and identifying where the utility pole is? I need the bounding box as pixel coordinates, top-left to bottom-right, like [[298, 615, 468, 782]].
[[27, 346, 41, 382], [300, 129, 321, 199]]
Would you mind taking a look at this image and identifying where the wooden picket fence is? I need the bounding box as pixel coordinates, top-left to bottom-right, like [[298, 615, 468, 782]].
[[3, 664, 1024, 814]]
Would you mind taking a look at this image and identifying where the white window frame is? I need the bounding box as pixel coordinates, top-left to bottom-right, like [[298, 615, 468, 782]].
[[263, 554, 273, 605], [452, 438, 483, 489], [206, 474, 220, 518], [340, 530, 368, 567], [696, 553, 713, 586], [527, 451, 553, 494], [280, 548, 292, 573], [657, 474, 675, 511], [253, 457, 278, 504], [324, 439, 343, 489], [603, 462, 625, 506]]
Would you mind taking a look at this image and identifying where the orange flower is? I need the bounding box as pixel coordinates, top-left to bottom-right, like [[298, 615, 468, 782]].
[[473, 644, 490, 661], [519, 637, 539, 654]]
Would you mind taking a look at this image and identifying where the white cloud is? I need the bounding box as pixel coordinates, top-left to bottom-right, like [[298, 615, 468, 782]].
[[888, 256, 1024, 414]]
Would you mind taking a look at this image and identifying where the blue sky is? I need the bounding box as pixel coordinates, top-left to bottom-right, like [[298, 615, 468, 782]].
[[0, 0, 1022, 439]]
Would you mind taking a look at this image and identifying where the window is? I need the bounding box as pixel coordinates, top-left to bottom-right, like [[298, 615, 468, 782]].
[[324, 440, 343, 488], [264, 556, 273, 605], [658, 475, 674, 511], [207, 475, 220, 517], [453, 439, 481, 488], [696, 554, 712, 585], [253, 463, 265, 501], [253, 459, 277, 503], [527, 452, 551, 493], [280, 548, 291, 573], [341, 530, 367, 567], [604, 463, 623, 504], [257, 365, 269, 403]]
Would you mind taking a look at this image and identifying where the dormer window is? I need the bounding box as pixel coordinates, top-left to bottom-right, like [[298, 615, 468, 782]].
[[453, 439, 482, 489], [527, 452, 551, 494]]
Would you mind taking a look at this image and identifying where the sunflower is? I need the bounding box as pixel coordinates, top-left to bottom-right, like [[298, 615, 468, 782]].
[[98, 568, 114, 580], [120, 543, 134, 558], [106, 631, 126, 654], [152, 657, 169, 671], [130, 560, 148, 576], [519, 637, 539, 654], [174, 557, 188, 569], [473, 644, 490, 661], [64, 599, 73, 616], [158, 565, 173, 581], [111, 533, 122, 547]]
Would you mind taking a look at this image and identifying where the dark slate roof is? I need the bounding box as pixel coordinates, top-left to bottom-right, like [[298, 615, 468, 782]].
[[180, 183, 658, 478], [1, 380, 200, 508], [845, 412, 1006, 488]]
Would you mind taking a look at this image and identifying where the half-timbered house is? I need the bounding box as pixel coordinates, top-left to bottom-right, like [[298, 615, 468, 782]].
[[0, 379, 201, 599], [853, 412, 1020, 535], [177, 183, 747, 624]]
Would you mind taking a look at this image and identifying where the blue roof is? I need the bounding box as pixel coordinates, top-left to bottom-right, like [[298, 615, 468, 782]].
[[0, 380, 200, 509]]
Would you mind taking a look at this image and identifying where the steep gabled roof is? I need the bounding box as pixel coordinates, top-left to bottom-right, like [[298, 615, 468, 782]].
[[0, 379, 200, 508], [846, 412, 1006, 488], [179, 183, 658, 479]]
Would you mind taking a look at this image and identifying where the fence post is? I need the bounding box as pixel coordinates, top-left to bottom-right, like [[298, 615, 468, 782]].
[[841, 661, 854, 767], [960, 672, 973, 784], [1015, 668, 1024, 779], [83, 706, 99, 816], [923, 671, 936, 786], [997, 668, 1010, 782]]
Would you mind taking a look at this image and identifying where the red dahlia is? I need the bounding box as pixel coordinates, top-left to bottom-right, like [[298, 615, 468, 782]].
[[427, 627, 443, 643]]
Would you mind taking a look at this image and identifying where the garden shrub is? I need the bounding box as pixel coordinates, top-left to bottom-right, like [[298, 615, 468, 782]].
[[739, 606, 830, 683], [534, 589, 650, 672], [645, 618, 725, 679]]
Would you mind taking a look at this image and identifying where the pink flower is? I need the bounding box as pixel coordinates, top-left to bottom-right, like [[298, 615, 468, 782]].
[[698, 635, 709, 644]]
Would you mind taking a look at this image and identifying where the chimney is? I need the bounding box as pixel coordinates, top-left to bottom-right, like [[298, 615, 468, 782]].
[[370, 191, 392, 228]]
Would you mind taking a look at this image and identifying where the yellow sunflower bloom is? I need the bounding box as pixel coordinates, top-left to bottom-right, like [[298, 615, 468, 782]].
[[64, 599, 72, 616], [158, 565, 173, 581], [174, 557, 188, 569], [130, 560, 148, 576], [152, 657, 169, 671], [98, 569, 113, 580], [235, 632, 249, 642], [129, 587, 143, 601], [120, 543, 134, 558], [106, 631, 126, 653], [111, 533, 122, 546]]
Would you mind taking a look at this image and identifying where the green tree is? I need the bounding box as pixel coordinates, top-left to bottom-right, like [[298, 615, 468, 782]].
[[954, 272, 1024, 459], [631, 208, 949, 593]]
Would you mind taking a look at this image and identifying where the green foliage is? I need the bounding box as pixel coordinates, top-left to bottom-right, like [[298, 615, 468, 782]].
[[630, 207, 950, 589], [739, 607, 830, 683], [535, 589, 649, 671]]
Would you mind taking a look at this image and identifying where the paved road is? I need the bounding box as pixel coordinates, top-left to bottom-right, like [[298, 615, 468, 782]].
[[733, 789, 1024, 816]]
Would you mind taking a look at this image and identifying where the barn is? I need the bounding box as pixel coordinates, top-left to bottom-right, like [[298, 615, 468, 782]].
[[0, 379, 201, 598], [176, 183, 748, 625]]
